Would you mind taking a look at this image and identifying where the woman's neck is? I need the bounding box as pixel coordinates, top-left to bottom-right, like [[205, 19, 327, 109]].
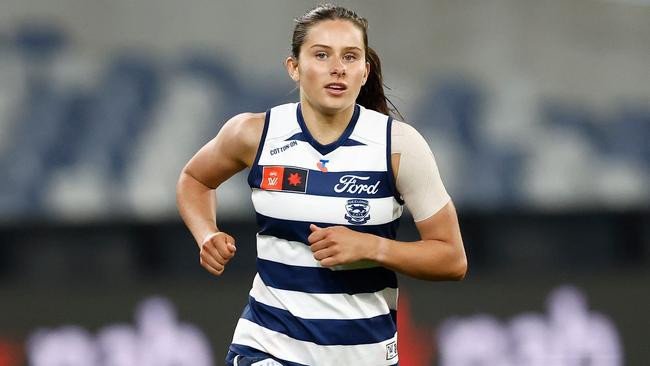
[[300, 99, 356, 145]]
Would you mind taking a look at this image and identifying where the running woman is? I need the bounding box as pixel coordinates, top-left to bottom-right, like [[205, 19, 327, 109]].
[[176, 4, 467, 365]]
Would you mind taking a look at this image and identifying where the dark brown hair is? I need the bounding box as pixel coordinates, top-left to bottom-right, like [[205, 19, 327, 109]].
[[291, 4, 402, 119]]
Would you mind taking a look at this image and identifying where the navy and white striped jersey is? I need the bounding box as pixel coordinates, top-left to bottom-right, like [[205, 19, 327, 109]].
[[230, 103, 404, 366]]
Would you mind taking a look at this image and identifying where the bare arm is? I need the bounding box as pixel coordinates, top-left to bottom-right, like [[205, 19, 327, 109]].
[[309, 122, 467, 281], [373, 200, 466, 280], [176, 112, 264, 274], [374, 131, 467, 280], [308, 201, 466, 281]]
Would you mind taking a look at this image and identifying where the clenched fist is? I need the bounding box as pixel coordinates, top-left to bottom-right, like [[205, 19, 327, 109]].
[[199, 232, 236, 276], [308, 224, 377, 267]]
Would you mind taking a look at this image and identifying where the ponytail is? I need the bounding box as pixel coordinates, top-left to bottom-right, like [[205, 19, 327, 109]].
[[356, 47, 402, 120]]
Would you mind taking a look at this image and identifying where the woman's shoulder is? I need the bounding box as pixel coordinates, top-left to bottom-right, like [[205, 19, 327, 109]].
[[391, 119, 421, 139], [226, 112, 266, 131], [390, 119, 431, 156], [222, 112, 266, 145], [214, 112, 266, 166]]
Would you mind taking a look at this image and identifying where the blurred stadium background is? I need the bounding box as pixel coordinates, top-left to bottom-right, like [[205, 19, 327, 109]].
[[0, 0, 649, 365]]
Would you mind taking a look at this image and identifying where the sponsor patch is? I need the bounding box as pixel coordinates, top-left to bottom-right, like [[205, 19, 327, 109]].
[[334, 174, 381, 195], [317, 159, 329, 172], [344, 198, 371, 224], [261, 166, 308, 193], [269, 140, 298, 155], [386, 340, 398, 360]]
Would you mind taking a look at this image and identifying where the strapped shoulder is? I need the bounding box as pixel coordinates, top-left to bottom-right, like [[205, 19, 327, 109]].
[[391, 120, 451, 221]]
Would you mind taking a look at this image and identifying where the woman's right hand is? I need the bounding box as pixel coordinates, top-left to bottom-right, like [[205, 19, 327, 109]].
[[199, 232, 237, 276], [177, 113, 263, 277]]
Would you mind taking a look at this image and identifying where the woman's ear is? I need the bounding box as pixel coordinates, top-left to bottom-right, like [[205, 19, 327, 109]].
[[285, 57, 300, 82], [362, 61, 370, 85]]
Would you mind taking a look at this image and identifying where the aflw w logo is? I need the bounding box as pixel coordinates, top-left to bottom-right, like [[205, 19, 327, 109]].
[[267, 171, 279, 187]]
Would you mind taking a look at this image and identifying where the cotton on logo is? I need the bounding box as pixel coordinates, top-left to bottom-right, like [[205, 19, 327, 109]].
[[26, 297, 213, 366], [438, 286, 622, 366]]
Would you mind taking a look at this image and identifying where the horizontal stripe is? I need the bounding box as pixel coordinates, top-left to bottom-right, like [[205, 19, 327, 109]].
[[256, 234, 321, 268], [253, 142, 387, 177], [243, 296, 396, 346], [228, 344, 308, 366], [255, 213, 400, 242], [232, 318, 399, 366], [251, 168, 395, 199], [256, 234, 380, 270], [249, 274, 397, 320], [257, 258, 397, 295], [252, 189, 403, 226]]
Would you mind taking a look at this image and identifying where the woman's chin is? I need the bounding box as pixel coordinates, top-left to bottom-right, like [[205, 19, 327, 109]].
[[318, 99, 355, 115]]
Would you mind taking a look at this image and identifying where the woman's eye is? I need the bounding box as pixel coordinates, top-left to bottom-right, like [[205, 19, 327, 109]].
[[315, 52, 327, 60], [344, 54, 357, 62]]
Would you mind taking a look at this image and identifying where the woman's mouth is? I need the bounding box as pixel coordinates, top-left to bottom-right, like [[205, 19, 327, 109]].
[[325, 83, 347, 96]]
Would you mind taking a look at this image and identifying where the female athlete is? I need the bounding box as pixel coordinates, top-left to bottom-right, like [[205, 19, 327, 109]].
[[176, 4, 467, 366]]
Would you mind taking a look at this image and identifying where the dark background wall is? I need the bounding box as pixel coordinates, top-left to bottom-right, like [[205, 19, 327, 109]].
[[1, 210, 648, 364]]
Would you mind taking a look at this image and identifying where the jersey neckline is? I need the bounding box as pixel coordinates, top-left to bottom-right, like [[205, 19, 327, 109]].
[[296, 103, 361, 156]]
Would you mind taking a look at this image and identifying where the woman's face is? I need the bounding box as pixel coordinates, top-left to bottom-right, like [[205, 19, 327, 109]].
[[288, 19, 369, 115]]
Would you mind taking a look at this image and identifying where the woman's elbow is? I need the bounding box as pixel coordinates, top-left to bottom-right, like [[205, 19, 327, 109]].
[[446, 243, 467, 281], [423, 247, 467, 281], [450, 254, 468, 281], [175, 170, 190, 202]]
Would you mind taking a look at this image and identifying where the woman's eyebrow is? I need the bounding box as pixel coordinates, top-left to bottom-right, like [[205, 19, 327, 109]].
[[309, 44, 363, 52]]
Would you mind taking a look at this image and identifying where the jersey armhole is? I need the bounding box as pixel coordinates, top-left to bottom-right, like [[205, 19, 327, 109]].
[[246, 109, 271, 187], [386, 117, 405, 205]]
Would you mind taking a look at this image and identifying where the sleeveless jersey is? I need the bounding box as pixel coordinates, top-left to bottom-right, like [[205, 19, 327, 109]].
[[230, 103, 404, 366]]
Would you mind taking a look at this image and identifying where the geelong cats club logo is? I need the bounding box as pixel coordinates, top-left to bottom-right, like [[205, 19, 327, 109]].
[[344, 199, 370, 224]]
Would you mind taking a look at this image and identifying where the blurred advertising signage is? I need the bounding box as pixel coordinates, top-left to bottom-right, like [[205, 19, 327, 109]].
[[0, 339, 23, 366], [438, 286, 623, 366], [26, 297, 213, 366]]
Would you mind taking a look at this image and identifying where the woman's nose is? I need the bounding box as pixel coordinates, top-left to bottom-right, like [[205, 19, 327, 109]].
[[330, 58, 346, 76]]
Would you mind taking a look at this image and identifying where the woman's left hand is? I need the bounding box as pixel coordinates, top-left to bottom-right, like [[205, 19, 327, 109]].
[[308, 224, 378, 267]]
